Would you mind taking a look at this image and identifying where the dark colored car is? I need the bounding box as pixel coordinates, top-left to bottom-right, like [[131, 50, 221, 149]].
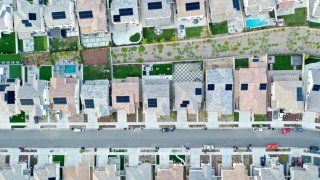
[[162, 128, 171, 132], [310, 146, 320, 152], [260, 155, 266, 166], [291, 157, 296, 166]]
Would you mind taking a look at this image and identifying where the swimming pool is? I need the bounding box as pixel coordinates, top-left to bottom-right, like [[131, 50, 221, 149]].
[[64, 65, 76, 73], [246, 18, 269, 28]]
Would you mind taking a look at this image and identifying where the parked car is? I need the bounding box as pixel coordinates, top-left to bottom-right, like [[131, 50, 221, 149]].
[[281, 128, 292, 134], [74, 128, 85, 132], [291, 157, 296, 166], [253, 127, 263, 132], [266, 144, 279, 149], [296, 157, 302, 166], [260, 155, 266, 166], [162, 128, 174, 132], [309, 146, 320, 152], [293, 127, 304, 132], [203, 145, 214, 149]]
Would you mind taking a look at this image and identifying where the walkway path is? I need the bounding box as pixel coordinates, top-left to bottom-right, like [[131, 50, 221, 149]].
[[111, 27, 320, 64]]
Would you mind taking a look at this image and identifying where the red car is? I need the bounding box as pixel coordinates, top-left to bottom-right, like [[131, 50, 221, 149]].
[[296, 157, 302, 166], [266, 144, 279, 149], [281, 128, 292, 134]]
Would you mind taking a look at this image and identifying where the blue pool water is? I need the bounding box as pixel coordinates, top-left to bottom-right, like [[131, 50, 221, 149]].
[[64, 65, 76, 73], [246, 18, 269, 28]]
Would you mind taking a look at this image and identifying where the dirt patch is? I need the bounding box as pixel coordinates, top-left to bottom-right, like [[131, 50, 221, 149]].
[[81, 48, 109, 65], [23, 52, 51, 66], [98, 113, 117, 122], [139, 155, 155, 164], [232, 155, 242, 163]]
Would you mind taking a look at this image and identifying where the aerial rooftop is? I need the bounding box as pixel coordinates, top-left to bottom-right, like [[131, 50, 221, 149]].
[[141, 0, 172, 27], [176, 0, 205, 19]]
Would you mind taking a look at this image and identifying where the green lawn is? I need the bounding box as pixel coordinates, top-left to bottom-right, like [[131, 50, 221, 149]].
[[0, 33, 16, 54], [254, 114, 267, 121], [305, 57, 320, 65], [113, 65, 142, 79], [18, 39, 23, 52], [34, 36, 48, 51], [83, 65, 111, 80], [49, 37, 78, 52], [129, 33, 141, 42], [235, 58, 249, 68], [24, 66, 28, 82], [39, 66, 52, 81], [278, 8, 307, 26], [270, 55, 293, 70], [9, 65, 22, 78], [52, 155, 64, 166], [148, 64, 173, 76], [169, 155, 185, 164], [143, 28, 175, 42], [120, 155, 125, 170], [0, 54, 22, 62], [185, 26, 203, 38], [156, 155, 160, 165], [210, 21, 228, 35], [309, 21, 320, 28], [10, 112, 25, 123]]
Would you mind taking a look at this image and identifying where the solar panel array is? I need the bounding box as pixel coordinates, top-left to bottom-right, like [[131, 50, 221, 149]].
[[20, 99, 34, 105], [79, 11, 93, 19], [207, 84, 215, 91], [53, 97, 67, 104], [28, 13, 37, 20], [312, 84, 320, 91], [232, 0, 240, 11], [296, 87, 303, 101], [195, 88, 202, 95], [119, 8, 133, 16], [7, 91, 15, 104], [85, 99, 95, 109], [148, 2, 162, 10], [241, 84, 248, 91], [21, 20, 32, 27], [113, 15, 121, 22], [116, 96, 130, 103], [186, 2, 200, 11], [52, 11, 66, 20], [148, 98, 157, 108], [0, 85, 9, 92], [259, 83, 267, 90], [6, 79, 15, 82], [180, 100, 190, 108], [225, 84, 233, 91]]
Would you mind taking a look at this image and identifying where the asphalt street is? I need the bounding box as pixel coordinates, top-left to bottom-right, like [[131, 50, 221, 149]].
[[1, 129, 319, 148]]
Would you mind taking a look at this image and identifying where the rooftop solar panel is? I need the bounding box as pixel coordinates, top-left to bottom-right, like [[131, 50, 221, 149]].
[[53, 97, 67, 104], [113, 15, 121, 22], [232, 0, 240, 11], [312, 84, 320, 91], [180, 100, 190, 108], [6, 79, 15, 83], [84, 99, 95, 109], [119, 8, 133, 16], [7, 91, 15, 104], [259, 83, 267, 90], [116, 96, 130, 103], [25, 22, 32, 27], [225, 84, 233, 91], [20, 99, 34, 105], [207, 84, 215, 91], [241, 84, 248, 91], [297, 87, 303, 101], [22, 20, 29, 24], [28, 13, 36, 20], [148, 98, 157, 108], [79, 11, 93, 19], [195, 88, 202, 95], [186, 2, 200, 11], [0, 85, 9, 91], [52, 11, 66, 20], [148, 2, 162, 10]]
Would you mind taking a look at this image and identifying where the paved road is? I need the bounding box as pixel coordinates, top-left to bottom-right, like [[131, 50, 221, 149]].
[[2, 129, 319, 148]]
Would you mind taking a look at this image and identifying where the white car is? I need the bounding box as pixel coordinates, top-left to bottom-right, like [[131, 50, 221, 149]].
[[74, 128, 85, 133], [253, 127, 263, 132], [204, 145, 214, 149]]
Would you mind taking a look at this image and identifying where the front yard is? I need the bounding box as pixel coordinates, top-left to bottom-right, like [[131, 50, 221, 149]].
[[143, 28, 175, 43], [210, 21, 228, 35], [0, 54, 22, 62], [279, 8, 307, 26], [185, 26, 204, 38], [10, 111, 26, 123], [9, 65, 22, 79], [34, 36, 48, 52], [146, 64, 173, 76], [269, 55, 302, 70], [39, 66, 52, 81], [113, 64, 142, 79], [49, 37, 78, 52], [0, 33, 16, 54], [52, 155, 65, 166], [254, 114, 267, 121], [83, 65, 111, 80]]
